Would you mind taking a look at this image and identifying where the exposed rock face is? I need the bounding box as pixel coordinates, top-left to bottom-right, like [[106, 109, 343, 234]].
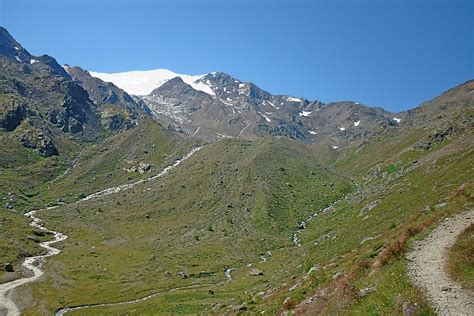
[[139, 71, 400, 146], [19, 130, 58, 157], [0, 27, 154, 157], [0, 103, 27, 131], [65, 66, 152, 131]]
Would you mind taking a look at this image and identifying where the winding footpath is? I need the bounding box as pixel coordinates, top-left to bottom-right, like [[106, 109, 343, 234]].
[[0, 146, 203, 316], [406, 209, 474, 315]]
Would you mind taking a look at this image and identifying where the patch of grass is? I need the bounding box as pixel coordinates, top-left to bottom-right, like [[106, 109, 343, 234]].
[[447, 224, 474, 292]]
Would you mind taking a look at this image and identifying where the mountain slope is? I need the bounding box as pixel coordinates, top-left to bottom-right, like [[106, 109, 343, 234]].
[[0, 28, 194, 285], [65, 66, 152, 130], [12, 80, 473, 315]]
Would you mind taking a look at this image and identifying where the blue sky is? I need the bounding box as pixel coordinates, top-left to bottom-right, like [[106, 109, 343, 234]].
[[1, 0, 472, 112]]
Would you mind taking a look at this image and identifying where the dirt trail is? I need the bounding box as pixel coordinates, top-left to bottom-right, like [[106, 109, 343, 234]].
[[406, 209, 474, 315], [0, 146, 203, 316]]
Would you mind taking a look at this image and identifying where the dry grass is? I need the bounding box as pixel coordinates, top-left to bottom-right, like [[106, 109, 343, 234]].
[[446, 224, 474, 292]]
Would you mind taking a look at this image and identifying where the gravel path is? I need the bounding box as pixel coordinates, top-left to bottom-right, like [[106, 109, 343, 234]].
[[406, 210, 474, 315]]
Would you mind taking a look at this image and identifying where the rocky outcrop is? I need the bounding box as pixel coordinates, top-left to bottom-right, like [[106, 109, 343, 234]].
[[0, 103, 27, 131], [19, 130, 58, 157]]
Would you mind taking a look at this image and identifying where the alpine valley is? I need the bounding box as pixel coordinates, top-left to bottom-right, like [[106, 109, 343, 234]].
[[0, 26, 473, 315]]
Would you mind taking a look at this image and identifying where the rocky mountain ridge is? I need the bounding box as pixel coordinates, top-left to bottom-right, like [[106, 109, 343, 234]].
[[0, 27, 153, 157], [93, 70, 403, 146]]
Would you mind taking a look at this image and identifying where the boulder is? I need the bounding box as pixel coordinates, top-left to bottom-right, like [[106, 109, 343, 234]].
[[4, 262, 14, 272], [249, 267, 264, 276]]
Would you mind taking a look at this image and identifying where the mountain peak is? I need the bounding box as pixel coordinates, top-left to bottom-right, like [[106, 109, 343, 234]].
[[89, 68, 215, 96], [0, 27, 31, 63]]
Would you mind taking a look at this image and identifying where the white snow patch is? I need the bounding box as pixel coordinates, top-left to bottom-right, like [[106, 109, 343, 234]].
[[287, 97, 301, 102], [332, 145, 339, 149], [266, 100, 277, 108], [226, 97, 232, 102], [354, 121, 360, 127], [89, 69, 215, 96], [15, 56, 22, 63], [339, 127, 346, 131], [30, 59, 38, 64], [393, 117, 401, 123], [309, 131, 317, 135], [220, 99, 233, 106], [299, 111, 312, 117], [14, 46, 19, 51], [262, 114, 271, 123]]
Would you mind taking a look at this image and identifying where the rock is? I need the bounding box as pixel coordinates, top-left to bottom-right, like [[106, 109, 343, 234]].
[[333, 271, 343, 279], [441, 285, 452, 292], [237, 304, 247, 311], [0, 103, 27, 131], [249, 267, 264, 276], [435, 202, 447, 209], [358, 286, 376, 297], [359, 200, 380, 216], [138, 162, 152, 174], [289, 283, 301, 291], [176, 271, 188, 279], [19, 130, 59, 157], [18, 250, 32, 257], [4, 262, 14, 272], [208, 289, 214, 295], [307, 264, 320, 275]]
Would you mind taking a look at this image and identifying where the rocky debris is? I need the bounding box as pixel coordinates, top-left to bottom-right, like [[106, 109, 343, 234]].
[[176, 271, 188, 279], [124, 162, 153, 174], [249, 267, 264, 276], [19, 130, 58, 157], [4, 263, 14, 272], [359, 199, 380, 216], [332, 271, 343, 279], [413, 126, 455, 150], [358, 286, 376, 298], [138, 162, 152, 174]]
